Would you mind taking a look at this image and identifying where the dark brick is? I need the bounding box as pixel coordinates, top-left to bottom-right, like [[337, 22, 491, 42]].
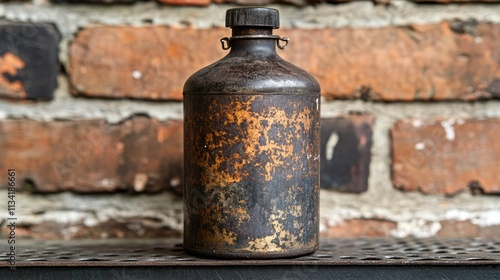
[[320, 115, 373, 193], [0, 23, 59, 100], [392, 118, 500, 195], [0, 116, 183, 193]]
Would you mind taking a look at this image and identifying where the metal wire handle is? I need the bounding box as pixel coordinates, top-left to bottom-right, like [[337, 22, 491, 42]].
[[277, 37, 289, 50], [220, 37, 231, 50]]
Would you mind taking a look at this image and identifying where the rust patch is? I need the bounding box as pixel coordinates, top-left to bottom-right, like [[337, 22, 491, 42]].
[[0, 52, 26, 98], [184, 94, 320, 257]]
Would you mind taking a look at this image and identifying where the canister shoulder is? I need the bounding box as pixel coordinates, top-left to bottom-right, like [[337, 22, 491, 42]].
[[183, 55, 320, 95]]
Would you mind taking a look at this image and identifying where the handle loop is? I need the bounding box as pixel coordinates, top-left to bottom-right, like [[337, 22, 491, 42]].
[[220, 35, 290, 50], [277, 37, 289, 50], [220, 37, 231, 50]]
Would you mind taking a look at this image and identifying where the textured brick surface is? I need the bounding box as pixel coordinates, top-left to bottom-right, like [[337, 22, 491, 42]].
[[69, 26, 226, 100], [392, 118, 500, 195], [320, 115, 373, 193], [321, 219, 397, 238], [281, 21, 500, 101], [70, 23, 500, 101], [0, 117, 183, 193], [0, 23, 59, 100]]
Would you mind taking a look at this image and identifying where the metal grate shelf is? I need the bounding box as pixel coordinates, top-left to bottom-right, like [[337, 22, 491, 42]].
[[1, 238, 499, 279]]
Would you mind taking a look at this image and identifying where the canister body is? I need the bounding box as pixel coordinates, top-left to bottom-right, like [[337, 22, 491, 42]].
[[183, 92, 320, 258]]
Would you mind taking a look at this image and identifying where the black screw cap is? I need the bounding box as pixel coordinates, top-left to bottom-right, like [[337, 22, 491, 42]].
[[226, 7, 279, 29]]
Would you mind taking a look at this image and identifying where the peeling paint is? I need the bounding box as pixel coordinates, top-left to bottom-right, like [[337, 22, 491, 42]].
[[414, 142, 425, 150], [132, 70, 142, 79], [98, 179, 117, 189], [411, 119, 423, 128], [440, 119, 456, 141], [134, 173, 148, 192], [325, 132, 339, 160], [0, 52, 26, 98], [170, 177, 181, 187]]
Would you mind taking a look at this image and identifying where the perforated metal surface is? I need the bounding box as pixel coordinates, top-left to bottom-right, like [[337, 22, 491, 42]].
[[1, 238, 499, 267]]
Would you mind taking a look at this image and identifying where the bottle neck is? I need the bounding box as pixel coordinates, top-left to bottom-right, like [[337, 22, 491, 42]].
[[228, 27, 278, 56]]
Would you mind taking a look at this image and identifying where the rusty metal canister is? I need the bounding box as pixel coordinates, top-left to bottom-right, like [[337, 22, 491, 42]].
[[183, 7, 320, 259]]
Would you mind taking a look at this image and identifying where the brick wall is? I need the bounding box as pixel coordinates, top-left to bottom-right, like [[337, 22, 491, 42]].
[[1, 0, 500, 240]]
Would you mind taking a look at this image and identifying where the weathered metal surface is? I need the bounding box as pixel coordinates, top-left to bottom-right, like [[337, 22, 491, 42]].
[[184, 94, 320, 258], [183, 8, 321, 258], [0, 238, 499, 266], [2, 238, 500, 279]]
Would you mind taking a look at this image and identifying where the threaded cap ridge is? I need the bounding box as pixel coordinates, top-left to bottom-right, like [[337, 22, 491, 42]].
[[225, 7, 279, 29]]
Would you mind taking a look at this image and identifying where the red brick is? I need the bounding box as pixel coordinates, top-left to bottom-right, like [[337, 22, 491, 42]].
[[281, 22, 500, 101], [438, 220, 500, 238], [0, 23, 59, 100], [321, 115, 373, 193], [321, 219, 397, 238], [392, 118, 500, 195], [70, 23, 500, 101], [0, 117, 183, 193], [69, 26, 227, 100]]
